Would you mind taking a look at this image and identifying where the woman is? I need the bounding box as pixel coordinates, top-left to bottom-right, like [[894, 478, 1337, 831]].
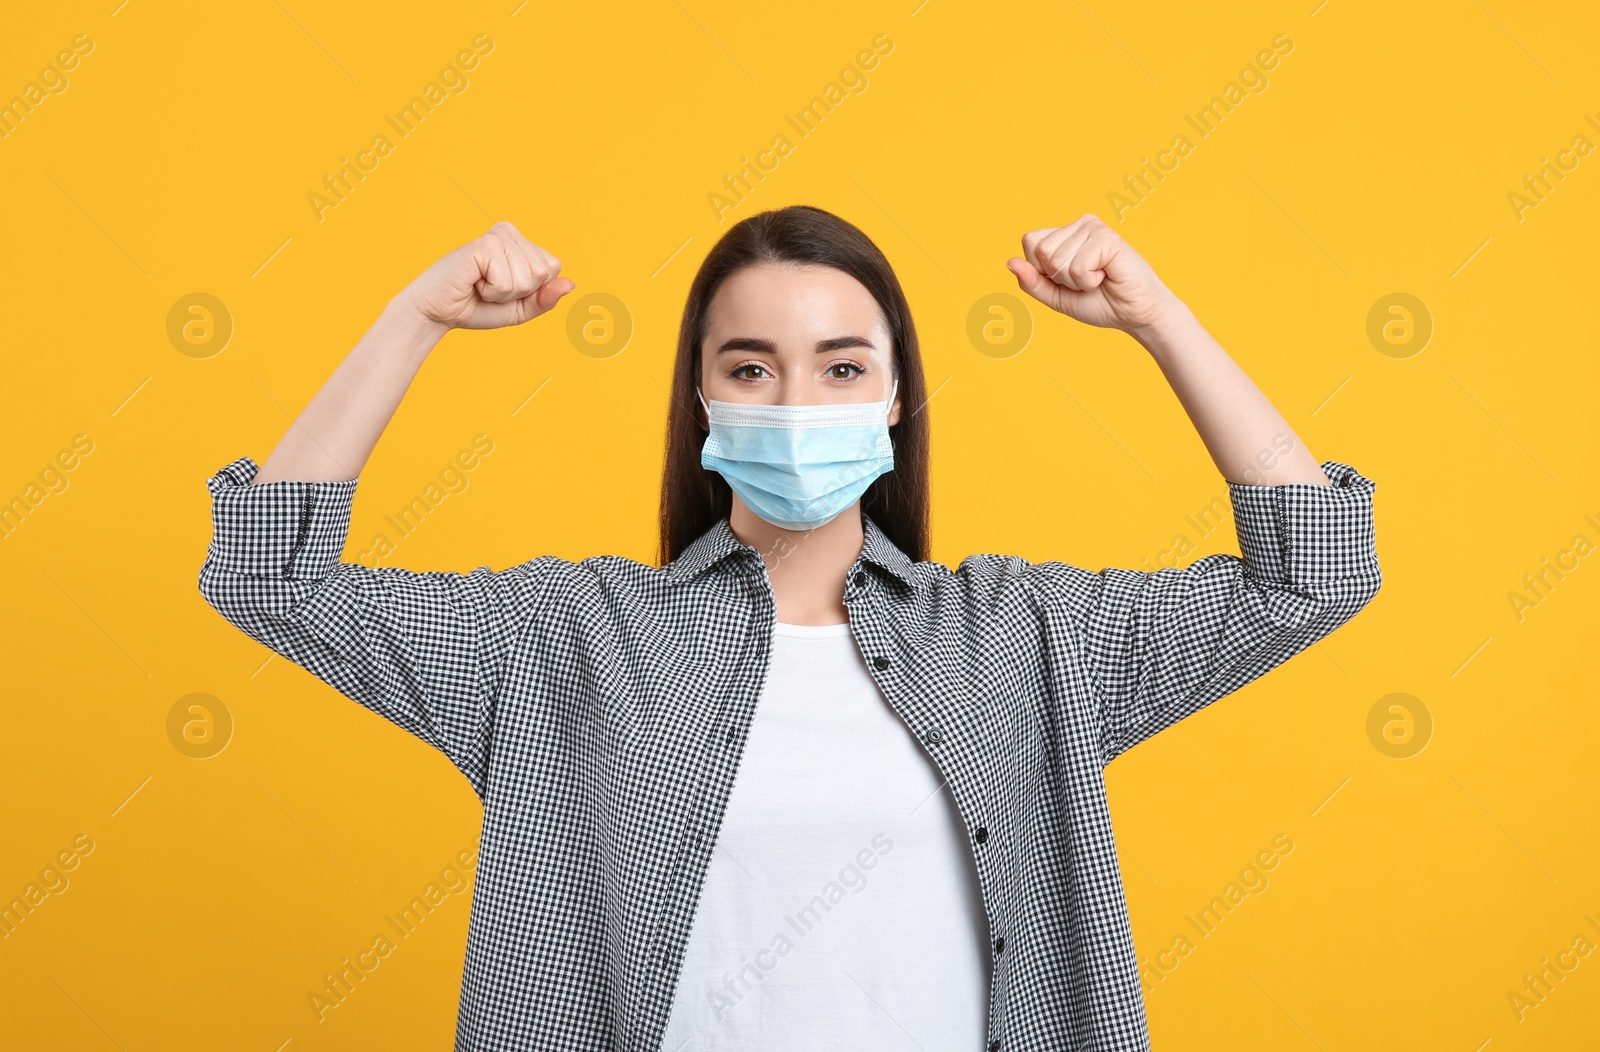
[[199, 207, 1381, 1052]]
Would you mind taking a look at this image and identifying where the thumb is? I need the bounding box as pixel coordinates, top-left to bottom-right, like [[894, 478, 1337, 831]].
[[524, 277, 576, 319], [1006, 257, 1063, 312]]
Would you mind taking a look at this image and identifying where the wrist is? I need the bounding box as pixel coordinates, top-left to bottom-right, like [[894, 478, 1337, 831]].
[[1127, 296, 1197, 357], [382, 293, 451, 359]]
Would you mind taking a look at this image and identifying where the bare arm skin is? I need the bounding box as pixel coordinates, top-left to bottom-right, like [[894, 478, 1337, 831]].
[[1131, 300, 1330, 488], [253, 221, 574, 485], [1006, 215, 1330, 488]]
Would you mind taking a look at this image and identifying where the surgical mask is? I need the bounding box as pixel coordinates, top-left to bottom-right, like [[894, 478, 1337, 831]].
[[696, 377, 899, 531]]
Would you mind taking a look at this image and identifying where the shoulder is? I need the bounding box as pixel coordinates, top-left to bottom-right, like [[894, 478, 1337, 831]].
[[514, 547, 1105, 623], [513, 551, 663, 588], [915, 551, 1104, 625], [507, 550, 684, 612]]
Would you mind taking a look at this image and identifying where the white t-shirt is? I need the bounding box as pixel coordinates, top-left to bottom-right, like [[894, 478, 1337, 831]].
[[660, 619, 991, 1051]]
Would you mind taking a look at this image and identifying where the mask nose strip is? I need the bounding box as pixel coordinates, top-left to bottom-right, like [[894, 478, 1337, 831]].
[[698, 380, 892, 417]]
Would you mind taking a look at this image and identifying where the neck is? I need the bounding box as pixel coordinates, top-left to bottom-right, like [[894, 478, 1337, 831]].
[[727, 498, 864, 625]]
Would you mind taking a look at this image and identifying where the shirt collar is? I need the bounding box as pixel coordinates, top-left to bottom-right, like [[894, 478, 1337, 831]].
[[664, 512, 917, 589]]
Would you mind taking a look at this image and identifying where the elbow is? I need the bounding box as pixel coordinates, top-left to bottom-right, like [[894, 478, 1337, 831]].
[[1349, 554, 1384, 609], [197, 557, 242, 625], [196, 558, 305, 660], [197, 557, 219, 610], [1314, 561, 1383, 630], [196, 555, 286, 630], [1362, 560, 1384, 605]]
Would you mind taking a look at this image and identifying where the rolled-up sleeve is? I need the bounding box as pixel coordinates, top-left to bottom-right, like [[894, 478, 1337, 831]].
[[1030, 460, 1381, 765], [197, 456, 547, 798]]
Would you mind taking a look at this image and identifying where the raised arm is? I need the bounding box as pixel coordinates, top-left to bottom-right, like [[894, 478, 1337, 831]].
[[199, 222, 574, 797], [1007, 213, 1328, 488], [1006, 216, 1381, 762], [254, 221, 573, 484]]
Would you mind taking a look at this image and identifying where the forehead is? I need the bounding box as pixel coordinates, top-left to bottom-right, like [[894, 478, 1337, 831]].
[[705, 263, 887, 342]]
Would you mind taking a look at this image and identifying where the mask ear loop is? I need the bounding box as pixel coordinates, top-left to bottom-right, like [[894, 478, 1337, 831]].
[[695, 386, 710, 413]]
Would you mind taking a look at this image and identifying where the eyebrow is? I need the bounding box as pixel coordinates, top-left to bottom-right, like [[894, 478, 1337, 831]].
[[714, 336, 876, 354]]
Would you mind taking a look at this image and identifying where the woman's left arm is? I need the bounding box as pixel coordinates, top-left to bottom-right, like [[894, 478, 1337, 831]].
[[1007, 213, 1330, 487], [1005, 215, 1381, 763]]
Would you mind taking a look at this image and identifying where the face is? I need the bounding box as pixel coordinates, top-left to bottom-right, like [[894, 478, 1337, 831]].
[[697, 263, 902, 426]]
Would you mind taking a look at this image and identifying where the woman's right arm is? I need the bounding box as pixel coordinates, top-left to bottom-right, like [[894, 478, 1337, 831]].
[[199, 222, 574, 799], [254, 221, 573, 484]]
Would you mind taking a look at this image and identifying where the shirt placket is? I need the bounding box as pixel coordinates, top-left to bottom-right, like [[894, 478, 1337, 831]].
[[638, 560, 777, 1051], [844, 564, 1012, 1052]]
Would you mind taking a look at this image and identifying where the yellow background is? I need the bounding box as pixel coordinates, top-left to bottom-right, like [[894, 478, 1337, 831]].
[[3, 0, 1597, 1048]]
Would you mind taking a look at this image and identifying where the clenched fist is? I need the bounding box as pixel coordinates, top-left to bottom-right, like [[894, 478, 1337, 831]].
[[399, 221, 574, 331], [1006, 215, 1178, 334]]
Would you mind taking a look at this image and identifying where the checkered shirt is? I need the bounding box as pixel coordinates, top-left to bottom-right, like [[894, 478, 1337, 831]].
[[198, 455, 1381, 1052]]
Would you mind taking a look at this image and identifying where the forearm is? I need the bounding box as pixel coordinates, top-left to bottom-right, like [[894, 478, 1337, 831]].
[[1129, 300, 1331, 488], [253, 295, 449, 485]]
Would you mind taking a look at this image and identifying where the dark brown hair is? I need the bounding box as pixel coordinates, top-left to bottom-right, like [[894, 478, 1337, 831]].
[[657, 205, 931, 567]]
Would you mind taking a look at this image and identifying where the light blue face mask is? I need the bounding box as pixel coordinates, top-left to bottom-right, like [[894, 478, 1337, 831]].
[[697, 377, 899, 531]]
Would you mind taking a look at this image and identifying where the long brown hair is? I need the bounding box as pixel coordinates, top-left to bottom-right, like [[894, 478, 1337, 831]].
[[657, 205, 931, 567]]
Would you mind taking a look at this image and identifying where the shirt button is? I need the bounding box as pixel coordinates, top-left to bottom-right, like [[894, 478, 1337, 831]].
[[872, 655, 891, 671], [924, 727, 945, 745], [988, 1041, 1001, 1052], [853, 571, 867, 588], [994, 936, 1006, 955], [975, 826, 989, 844], [725, 726, 738, 744]]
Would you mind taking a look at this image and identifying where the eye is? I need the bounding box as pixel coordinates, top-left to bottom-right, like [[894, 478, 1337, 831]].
[[728, 361, 772, 380], [827, 361, 866, 381]]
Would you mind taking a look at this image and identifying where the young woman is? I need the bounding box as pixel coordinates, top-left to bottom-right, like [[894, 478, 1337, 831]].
[[200, 207, 1381, 1052]]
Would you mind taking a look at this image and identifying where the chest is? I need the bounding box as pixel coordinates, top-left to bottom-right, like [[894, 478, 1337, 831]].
[[495, 572, 1066, 899]]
